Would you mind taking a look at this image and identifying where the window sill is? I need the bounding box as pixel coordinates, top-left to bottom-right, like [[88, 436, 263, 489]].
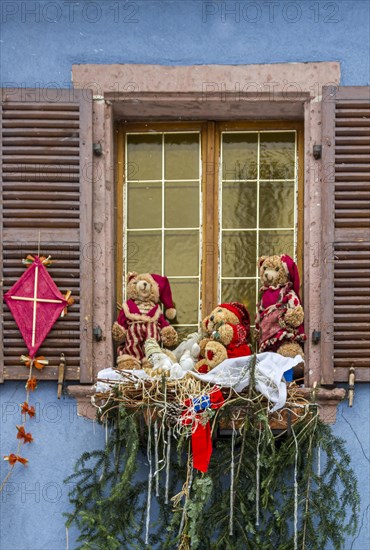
[[67, 384, 346, 423], [67, 384, 97, 420]]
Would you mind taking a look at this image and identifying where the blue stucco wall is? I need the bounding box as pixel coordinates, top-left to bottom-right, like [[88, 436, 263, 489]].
[[1, 1, 369, 548], [0, 383, 369, 549], [0, 0, 369, 87]]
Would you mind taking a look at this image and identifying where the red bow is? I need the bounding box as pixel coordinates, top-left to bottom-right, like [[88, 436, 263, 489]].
[[182, 388, 224, 473]]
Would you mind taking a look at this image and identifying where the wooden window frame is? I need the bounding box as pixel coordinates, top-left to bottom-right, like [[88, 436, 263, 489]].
[[115, 121, 208, 313], [116, 120, 304, 324], [69, 62, 348, 423]]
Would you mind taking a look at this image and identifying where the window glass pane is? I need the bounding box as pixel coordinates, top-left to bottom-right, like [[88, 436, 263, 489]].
[[221, 279, 256, 314], [222, 231, 256, 277], [126, 134, 162, 181], [222, 181, 257, 229], [127, 231, 162, 273], [219, 129, 297, 310], [259, 230, 294, 258], [165, 182, 199, 228], [222, 133, 258, 180], [164, 134, 199, 180], [169, 278, 199, 325], [127, 182, 162, 229], [259, 181, 295, 228], [260, 132, 295, 180], [165, 231, 199, 276], [124, 131, 202, 327]]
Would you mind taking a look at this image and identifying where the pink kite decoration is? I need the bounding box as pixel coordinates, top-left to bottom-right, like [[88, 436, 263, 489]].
[[4, 256, 69, 358]]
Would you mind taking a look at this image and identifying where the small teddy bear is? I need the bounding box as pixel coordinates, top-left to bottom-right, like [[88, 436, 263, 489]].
[[112, 272, 178, 369], [143, 338, 176, 378], [255, 255, 306, 361], [195, 302, 252, 373]]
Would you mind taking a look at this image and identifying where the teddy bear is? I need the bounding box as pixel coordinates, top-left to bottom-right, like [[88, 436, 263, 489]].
[[195, 302, 252, 373], [112, 272, 178, 369], [255, 255, 306, 363], [143, 338, 176, 377], [143, 332, 201, 378]]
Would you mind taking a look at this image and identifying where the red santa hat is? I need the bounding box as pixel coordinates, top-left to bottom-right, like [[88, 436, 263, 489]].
[[281, 255, 301, 298], [219, 302, 250, 337], [151, 274, 176, 320]]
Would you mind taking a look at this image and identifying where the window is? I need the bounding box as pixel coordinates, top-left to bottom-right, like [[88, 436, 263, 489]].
[[116, 121, 304, 339], [3, 69, 368, 421]]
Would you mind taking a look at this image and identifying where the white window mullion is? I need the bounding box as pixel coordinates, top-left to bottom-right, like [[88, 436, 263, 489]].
[[293, 132, 298, 261], [161, 133, 165, 276], [123, 136, 128, 301], [255, 131, 261, 309]]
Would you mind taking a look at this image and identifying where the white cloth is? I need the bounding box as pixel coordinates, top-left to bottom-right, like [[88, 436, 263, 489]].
[[95, 352, 303, 412]]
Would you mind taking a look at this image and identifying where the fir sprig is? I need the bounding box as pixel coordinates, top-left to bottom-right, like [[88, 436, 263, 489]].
[[65, 403, 359, 550]]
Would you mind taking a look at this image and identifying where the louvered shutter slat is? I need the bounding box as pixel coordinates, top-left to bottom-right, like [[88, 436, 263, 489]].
[[321, 86, 370, 384], [0, 89, 93, 383]]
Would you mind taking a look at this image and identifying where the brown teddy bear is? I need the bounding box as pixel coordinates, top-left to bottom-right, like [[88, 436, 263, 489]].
[[112, 272, 178, 369], [255, 255, 306, 361], [195, 302, 252, 373]]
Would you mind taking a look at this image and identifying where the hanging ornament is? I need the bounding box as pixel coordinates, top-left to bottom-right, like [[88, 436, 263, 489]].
[[292, 427, 299, 550], [182, 387, 224, 473], [229, 421, 236, 536], [255, 428, 262, 527], [1, 254, 73, 494], [165, 427, 171, 505], [4, 255, 69, 359], [154, 420, 160, 497], [145, 414, 153, 546]]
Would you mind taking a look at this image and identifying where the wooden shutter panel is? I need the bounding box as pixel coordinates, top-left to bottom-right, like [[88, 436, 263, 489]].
[[321, 86, 370, 384], [0, 88, 93, 383]]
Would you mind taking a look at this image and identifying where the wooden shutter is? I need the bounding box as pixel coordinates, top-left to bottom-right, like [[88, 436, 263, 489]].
[[0, 88, 93, 383], [321, 86, 370, 384]]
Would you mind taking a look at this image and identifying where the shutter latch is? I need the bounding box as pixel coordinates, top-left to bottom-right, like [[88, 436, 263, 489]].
[[93, 325, 103, 342], [313, 144, 322, 159], [57, 353, 66, 399], [348, 367, 355, 407], [93, 142, 103, 156]]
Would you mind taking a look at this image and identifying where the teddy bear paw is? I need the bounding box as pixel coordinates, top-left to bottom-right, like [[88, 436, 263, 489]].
[[116, 354, 141, 370], [204, 341, 228, 369], [195, 360, 210, 374], [284, 305, 304, 328], [161, 326, 178, 347], [112, 322, 126, 344], [277, 342, 304, 359], [216, 323, 234, 345]]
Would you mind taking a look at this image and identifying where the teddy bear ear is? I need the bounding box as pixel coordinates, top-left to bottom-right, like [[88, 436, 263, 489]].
[[127, 271, 137, 282], [258, 256, 267, 267]]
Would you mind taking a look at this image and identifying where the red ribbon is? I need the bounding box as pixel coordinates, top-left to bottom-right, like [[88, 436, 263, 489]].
[[182, 388, 224, 473]]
